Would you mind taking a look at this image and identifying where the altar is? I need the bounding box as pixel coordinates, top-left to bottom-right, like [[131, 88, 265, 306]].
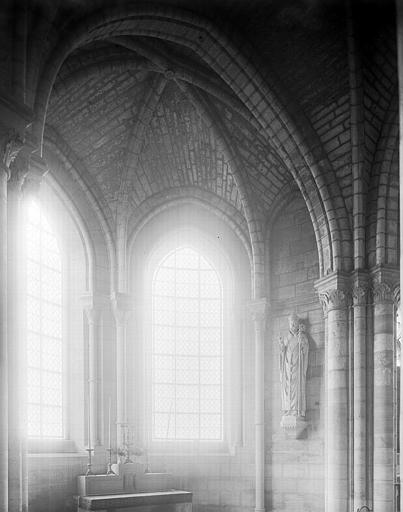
[[76, 460, 192, 512], [77, 490, 192, 512]]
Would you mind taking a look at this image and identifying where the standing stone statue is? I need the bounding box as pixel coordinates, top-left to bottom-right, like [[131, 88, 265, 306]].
[[279, 312, 309, 418]]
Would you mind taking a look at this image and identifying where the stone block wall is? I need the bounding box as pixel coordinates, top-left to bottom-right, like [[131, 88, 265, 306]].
[[265, 195, 325, 512], [28, 454, 87, 512], [148, 449, 255, 512]]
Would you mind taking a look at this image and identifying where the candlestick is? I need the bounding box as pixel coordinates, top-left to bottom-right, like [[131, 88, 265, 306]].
[[124, 424, 133, 464], [106, 448, 115, 475], [87, 381, 91, 451], [85, 447, 94, 476], [108, 397, 111, 450]]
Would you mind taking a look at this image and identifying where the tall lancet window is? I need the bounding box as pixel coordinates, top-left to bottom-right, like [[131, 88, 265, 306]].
[[151, 246, 223, 441], [25, 200, 63, 438]]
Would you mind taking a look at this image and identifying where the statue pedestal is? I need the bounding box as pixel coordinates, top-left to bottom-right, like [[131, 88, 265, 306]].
[[280, 415, 308, 439]]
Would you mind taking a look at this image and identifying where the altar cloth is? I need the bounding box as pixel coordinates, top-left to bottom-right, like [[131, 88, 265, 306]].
[[77, 490, 192, 512]]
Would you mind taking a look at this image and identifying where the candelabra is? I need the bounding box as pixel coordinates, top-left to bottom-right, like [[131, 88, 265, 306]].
[[85, 447, 94, 476], [123, 424, 133, 464], [106, 447, 115, 475]]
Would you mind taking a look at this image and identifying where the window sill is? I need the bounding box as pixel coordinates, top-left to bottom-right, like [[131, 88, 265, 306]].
[[148, 440, 237, 457], [28, 438, 84, 455], [28, 452, 87, 459]]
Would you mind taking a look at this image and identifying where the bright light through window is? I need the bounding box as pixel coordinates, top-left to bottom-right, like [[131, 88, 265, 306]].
[[25, 200, 63, 438], [152, 246, 223, 441]]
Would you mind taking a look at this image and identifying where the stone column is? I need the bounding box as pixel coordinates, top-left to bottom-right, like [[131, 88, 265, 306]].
[[396, 5, 403, 511], [372, 271, 397, 512], [315, 273, 350, 512], [0, 131, 24, 512], [248, 298, 267, 512], [112, 293, 133, 448], [81, 294, 108, 449], [8, 152, 46, 512], [351, 273, 370, 510], [0, 146, 9, 512], [7, 156, 27, 512]]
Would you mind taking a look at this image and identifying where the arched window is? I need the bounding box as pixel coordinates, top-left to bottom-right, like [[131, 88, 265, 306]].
[[25, 200, 63, 438], [151, 246, 223, 441]]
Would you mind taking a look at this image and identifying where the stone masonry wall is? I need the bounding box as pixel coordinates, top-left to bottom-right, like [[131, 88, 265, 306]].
[[28, 455, 86, 512], [265, 195, 325, 512]]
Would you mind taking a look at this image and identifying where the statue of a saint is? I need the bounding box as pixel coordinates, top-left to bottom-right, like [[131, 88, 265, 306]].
[[279, 313, 309, 417]]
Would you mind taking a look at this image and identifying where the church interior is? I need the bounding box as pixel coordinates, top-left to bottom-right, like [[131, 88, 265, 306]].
[[0, 0, 401, 511]]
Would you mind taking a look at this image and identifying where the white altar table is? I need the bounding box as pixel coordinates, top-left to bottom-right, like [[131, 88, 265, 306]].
[[77, 490, 192, 512]]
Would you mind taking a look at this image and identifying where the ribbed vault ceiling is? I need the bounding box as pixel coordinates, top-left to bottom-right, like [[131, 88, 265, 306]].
[[46, 37, 294, 223], [44, 0, 397, 230]]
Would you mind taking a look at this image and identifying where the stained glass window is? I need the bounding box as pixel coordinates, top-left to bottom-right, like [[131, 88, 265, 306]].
[[152, 247, 223, 441], [25, 201, 63, 438]]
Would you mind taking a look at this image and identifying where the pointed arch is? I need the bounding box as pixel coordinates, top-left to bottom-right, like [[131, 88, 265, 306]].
[[32, 4, 351, 277]]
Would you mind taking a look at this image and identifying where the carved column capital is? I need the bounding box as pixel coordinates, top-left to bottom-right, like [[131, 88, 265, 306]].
[[247, 298, 268, 325], [352, 285, 369, 306], [370, 266, 399, 305], [2, 134, 24, 171], [372, 282, 393, 305], [111, 292, 133, 326], [319, 289, 351, 315], [393, 286, 400, 307], [315, 272, 351, 316], [0, 132, 24, 180], [81, 293, 109, 324], [351, 270, 370, 307], [7, 152, 29, 193]]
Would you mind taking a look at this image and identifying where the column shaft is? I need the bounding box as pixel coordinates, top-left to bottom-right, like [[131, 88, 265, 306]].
[[82, 295, 106, 450], [7, 182, 27, 512], [397, 4, 403, 511], [116, 319, 127, 447], [0, 118, 27, 512], [326, 305, 349, 512], [352, 285, 369, 510], [87, 315, 99, 447], [248, 299, 267, 512], [373, 288, 394, 512], [112, 293, 132, 449], [0, 166, 8, 512], [316, 277, 351, 512], [255, 320, 264, 512]]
